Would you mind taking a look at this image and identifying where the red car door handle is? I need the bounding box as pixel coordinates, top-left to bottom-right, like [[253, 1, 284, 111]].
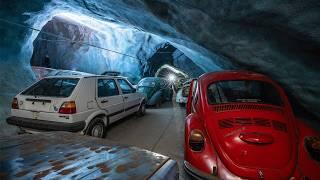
[[101, 100, 108, 103]]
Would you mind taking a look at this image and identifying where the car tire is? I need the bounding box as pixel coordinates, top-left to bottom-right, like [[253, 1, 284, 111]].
[[137, 101, 146, 116], [179, 103, 185, 107], [156, 100, 161, 108], [86, 117, 106, 138]]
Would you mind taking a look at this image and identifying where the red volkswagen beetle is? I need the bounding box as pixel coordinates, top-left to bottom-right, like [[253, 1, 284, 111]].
[[184, 71, 320, 179]]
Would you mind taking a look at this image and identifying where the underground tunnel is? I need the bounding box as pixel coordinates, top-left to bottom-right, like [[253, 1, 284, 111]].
[[0, 0, 320, 179]]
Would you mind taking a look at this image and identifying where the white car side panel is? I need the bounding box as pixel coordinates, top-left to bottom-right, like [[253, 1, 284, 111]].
[[74, 78, 97, 113], [96, 78, 125, 123], [115, 79, 142, 117]]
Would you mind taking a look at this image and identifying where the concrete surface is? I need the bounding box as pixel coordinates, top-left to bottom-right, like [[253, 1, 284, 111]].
[[106, 101, 191, 179]]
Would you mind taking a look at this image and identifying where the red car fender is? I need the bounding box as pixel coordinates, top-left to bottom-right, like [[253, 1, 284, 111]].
[[293, 118, 320, 179], [185, 113, 218, 175]]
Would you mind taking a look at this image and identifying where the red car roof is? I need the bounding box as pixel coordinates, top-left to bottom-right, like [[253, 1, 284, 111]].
[[199, 70, 275, 87]]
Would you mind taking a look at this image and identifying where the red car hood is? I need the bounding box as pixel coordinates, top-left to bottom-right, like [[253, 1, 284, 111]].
[[205, 106, 297, 176]]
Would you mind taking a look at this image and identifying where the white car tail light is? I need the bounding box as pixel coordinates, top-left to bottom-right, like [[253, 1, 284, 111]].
[[59, 101, 76, 114]]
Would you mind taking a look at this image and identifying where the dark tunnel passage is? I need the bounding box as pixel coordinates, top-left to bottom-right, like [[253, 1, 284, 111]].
[[29, 13, 209, 84]]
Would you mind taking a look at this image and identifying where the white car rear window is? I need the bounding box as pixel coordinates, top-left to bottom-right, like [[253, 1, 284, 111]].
[[21, 78, 79, 97]]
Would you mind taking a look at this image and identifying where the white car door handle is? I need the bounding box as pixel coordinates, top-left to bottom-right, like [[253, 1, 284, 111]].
[[101, 100, 109, 103], [124, 96, 128, 99]]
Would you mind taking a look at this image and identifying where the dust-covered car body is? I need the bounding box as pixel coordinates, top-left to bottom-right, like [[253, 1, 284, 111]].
[[0, 132, 179, 179], [137, 77, 173, 107], [175, 84, 190, 105]]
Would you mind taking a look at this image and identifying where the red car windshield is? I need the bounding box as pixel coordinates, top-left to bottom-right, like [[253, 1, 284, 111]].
[[207, 80, 283, 106]]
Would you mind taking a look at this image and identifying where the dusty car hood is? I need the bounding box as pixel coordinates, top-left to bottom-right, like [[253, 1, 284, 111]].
[[0, 132, 176, 179], [205, 104, 297, 176]]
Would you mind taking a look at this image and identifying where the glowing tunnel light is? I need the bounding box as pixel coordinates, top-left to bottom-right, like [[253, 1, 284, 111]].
[[168, 74, 176, 82], [155, 64, 188, 78]]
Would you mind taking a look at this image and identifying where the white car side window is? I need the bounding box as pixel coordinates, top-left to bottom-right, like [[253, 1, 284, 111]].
[[118, 79, 135, 94], [98, 79, 119, 97]]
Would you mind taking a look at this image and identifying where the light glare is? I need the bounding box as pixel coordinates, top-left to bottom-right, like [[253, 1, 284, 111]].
[[168, 74, 176, 82]]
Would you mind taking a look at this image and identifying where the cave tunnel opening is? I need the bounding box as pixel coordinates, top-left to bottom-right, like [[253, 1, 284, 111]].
[[28, 12, 219, 84], [25, 10, 320, 134], [1, 7, 319, 135], [27, 11, 320, 129], [0, 9, 228, 135]]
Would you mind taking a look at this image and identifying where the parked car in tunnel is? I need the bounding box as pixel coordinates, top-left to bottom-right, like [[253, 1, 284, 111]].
[[175, 84, 190, 106], [6, 75, 146, 138], [173, 78, 187, 91], [101, 70, 121, 76], [184, 71, 320, 179], [136, 77, 173, 107]]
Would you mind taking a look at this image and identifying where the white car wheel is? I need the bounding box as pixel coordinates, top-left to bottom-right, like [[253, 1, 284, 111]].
[[87, 118, 106, 138]]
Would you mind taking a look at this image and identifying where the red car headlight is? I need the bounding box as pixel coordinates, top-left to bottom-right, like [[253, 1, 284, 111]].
[[189, 129, 205, 151], [304, 136, 320, 162]]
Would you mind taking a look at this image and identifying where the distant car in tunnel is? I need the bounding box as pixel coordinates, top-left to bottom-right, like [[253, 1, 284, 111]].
[[184, 71, 320, 179], [6, 75, 146, 138], [137, 77, 173, 107], [101, 71, 121, 76], [175, 84, 190, 106], [173, 78, 187, 91]]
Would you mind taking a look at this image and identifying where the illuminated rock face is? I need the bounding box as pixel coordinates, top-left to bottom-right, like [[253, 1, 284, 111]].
[[31, 16, 107, 73], [30, 15, 169, 82], [0, 0, 320, 134]]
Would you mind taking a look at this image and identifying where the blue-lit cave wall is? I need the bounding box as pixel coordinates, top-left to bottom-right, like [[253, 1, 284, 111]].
[[1, 0, 320, 134], [29, 14, 165, 82]]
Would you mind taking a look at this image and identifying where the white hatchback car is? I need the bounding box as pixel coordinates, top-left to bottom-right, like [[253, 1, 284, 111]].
[[7, 75, 146, 138]]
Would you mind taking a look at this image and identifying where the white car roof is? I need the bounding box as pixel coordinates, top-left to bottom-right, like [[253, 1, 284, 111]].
[[44, 75, 127, 79]]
